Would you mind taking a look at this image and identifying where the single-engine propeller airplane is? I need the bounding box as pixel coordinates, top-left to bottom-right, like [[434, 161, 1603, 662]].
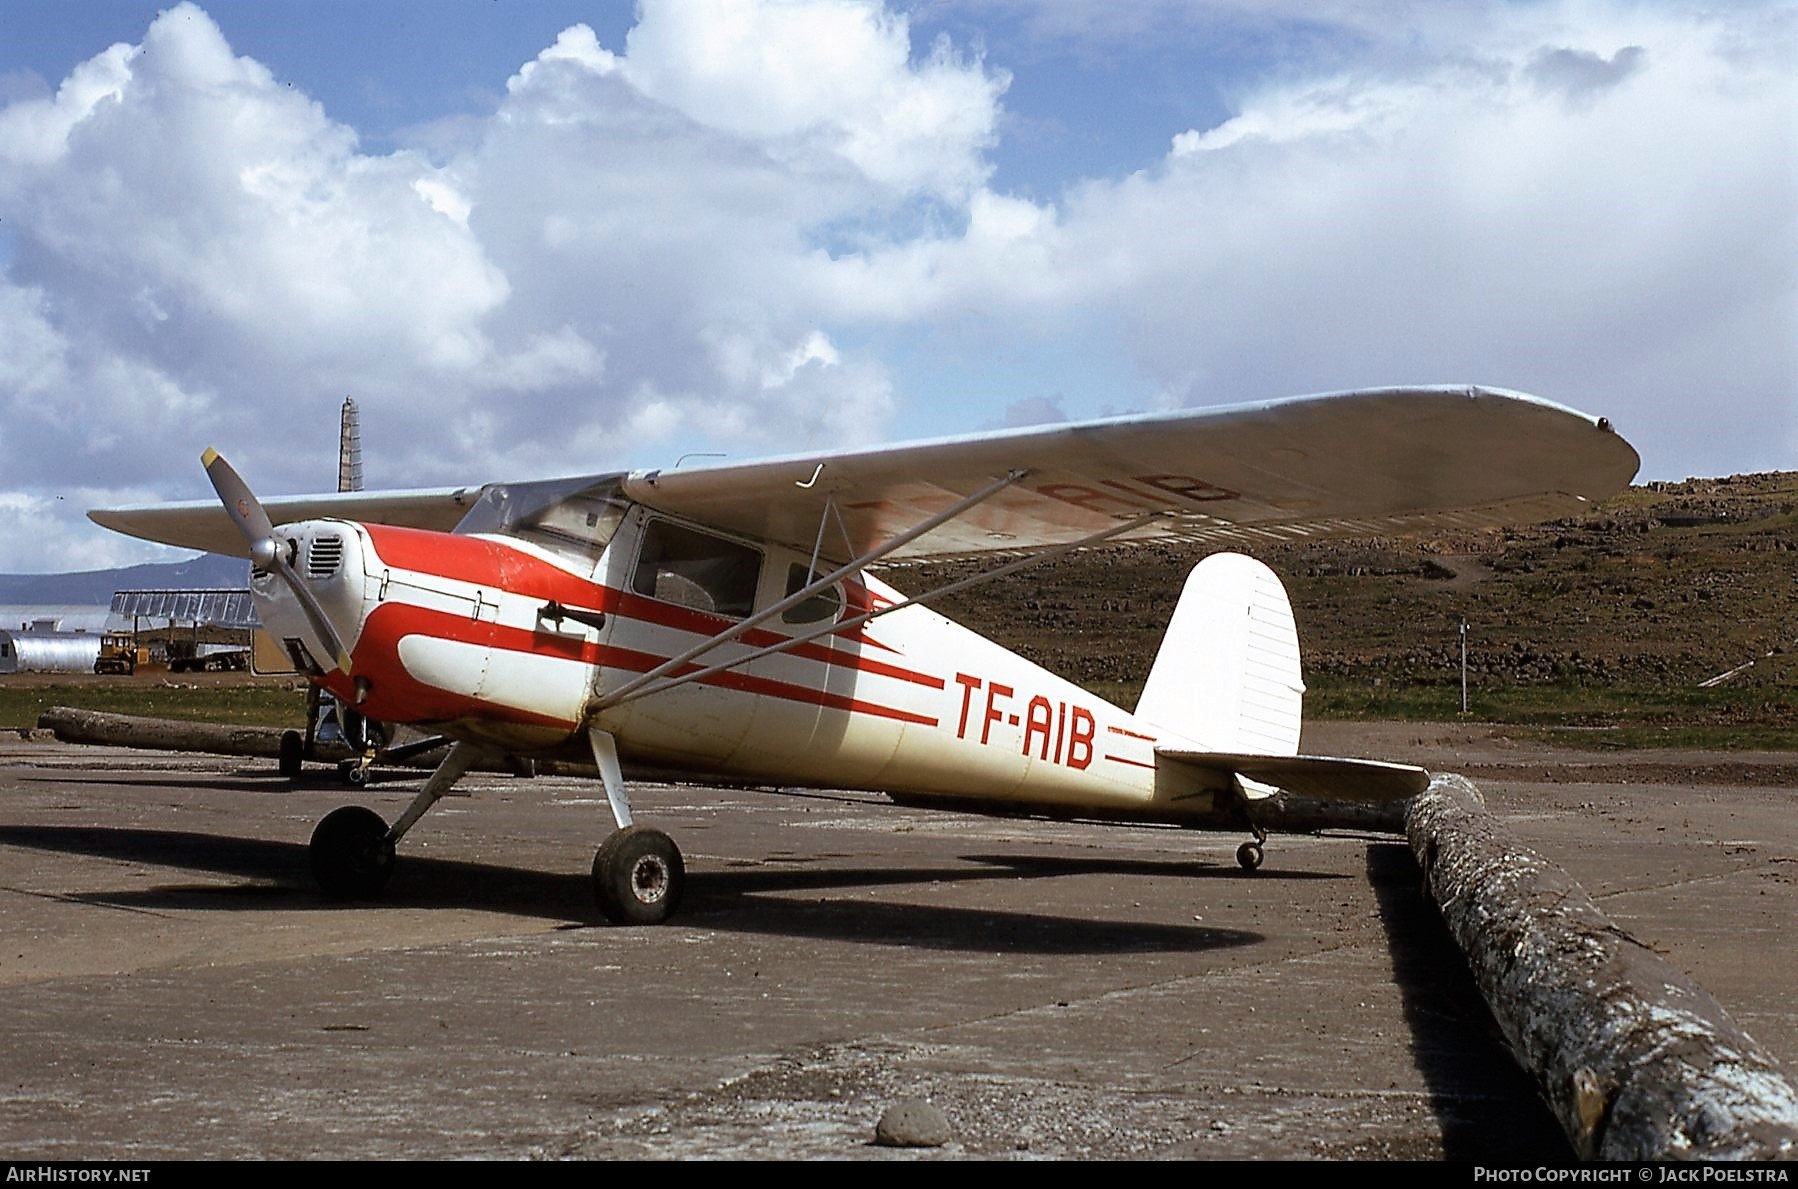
[[91, 386, 1639, 924]]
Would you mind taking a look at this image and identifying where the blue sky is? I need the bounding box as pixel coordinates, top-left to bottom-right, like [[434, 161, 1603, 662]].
[[0, 0, 1792, 572], [4, 3, 639, 151]]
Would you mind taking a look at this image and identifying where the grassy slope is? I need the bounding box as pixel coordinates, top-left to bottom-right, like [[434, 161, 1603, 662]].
[[913, 472, 1798, 750]]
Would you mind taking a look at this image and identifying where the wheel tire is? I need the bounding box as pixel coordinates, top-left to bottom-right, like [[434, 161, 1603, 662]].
[[593, 826, 685, 926], [278, 730, 304, 779], [1236, 841, 1265, 873], [310, 806, 395, 900], [339, 761, 370, 787]]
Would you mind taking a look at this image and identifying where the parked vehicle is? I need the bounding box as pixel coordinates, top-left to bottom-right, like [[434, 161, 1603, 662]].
[[165, 639, 249, 673], [93, 633, 140, 675]]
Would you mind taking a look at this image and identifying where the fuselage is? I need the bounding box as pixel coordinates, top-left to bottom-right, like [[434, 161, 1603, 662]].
[[253, 502, 1211, 820]]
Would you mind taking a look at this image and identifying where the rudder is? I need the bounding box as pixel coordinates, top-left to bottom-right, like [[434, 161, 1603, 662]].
[[1135, 552, 1304, 755]]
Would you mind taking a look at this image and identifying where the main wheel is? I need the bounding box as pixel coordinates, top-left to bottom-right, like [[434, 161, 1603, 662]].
[[593, 826, 685, 925], [278, 729, 304, 779], [310, 805, 395, 899], [1236, 841, 1265, 872]]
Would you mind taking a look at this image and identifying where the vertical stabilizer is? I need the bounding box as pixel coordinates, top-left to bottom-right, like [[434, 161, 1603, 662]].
[[1135, 553, 1304, 755]]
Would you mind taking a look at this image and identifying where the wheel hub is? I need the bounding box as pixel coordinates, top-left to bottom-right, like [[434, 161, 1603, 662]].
[[630, 856, 670, 903]]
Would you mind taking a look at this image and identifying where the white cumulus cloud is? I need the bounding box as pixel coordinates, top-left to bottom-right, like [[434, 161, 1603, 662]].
[[0, 0, 1002, 569], [0, 0, 1787, 574], [825, 1, 1797, 479]]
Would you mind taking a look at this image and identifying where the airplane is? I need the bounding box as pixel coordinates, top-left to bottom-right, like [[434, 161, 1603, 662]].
[[89, 385, 1640, 925]]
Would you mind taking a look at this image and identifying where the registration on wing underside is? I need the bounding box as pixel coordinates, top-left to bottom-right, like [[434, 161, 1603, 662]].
[[620, 386, 1639, 561]]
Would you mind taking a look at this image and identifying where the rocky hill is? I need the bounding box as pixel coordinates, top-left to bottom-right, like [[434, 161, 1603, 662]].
[[903, 472, 1797, 735]]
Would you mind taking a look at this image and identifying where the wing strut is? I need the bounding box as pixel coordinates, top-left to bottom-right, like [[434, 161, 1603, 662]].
[[595, 469, 1027, 710], [596, 508, 1168, 712], [805, 492, 855, 587]]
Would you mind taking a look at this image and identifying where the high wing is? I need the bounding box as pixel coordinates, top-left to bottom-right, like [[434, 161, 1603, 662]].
[[621, 385, 1639, 561], [90, 486, 485, 559], [90, 386, 1638, 562]]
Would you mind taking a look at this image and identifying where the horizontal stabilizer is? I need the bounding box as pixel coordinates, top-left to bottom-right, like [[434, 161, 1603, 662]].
[[1157, 748, 1430, 803]]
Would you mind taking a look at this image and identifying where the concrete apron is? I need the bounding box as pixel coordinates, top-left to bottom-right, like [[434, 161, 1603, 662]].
[[1409, 774, 1798, 1160]]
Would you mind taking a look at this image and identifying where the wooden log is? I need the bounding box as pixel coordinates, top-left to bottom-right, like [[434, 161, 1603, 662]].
[[1408, 772, 1798, 1160], [38, 705, 348, 761], [1252, 790, 1406, 835], [38, 706, 576, 778]]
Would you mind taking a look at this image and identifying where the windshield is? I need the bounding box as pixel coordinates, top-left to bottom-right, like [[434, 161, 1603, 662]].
[[453, 474, 630, 566]]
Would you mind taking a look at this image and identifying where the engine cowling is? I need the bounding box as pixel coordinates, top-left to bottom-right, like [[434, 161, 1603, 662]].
[[252, 520, 610, 750]]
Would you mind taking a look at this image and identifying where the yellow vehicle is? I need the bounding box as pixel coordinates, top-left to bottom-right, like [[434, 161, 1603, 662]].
[[93, 633, 139, 676]]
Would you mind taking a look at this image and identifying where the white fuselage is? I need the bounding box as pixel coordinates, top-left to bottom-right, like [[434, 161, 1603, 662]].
[[253, 505, 1217, 821]]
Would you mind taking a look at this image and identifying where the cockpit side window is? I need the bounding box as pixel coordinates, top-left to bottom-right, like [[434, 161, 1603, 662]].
[[631, 521, 763, 619], [781, 563, 844, 624]]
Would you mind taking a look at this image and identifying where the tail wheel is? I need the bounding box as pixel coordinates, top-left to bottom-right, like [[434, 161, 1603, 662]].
[[1236, 841, 1265, 872], [593, 826, 685, 925], [310, 805, 395, 899]]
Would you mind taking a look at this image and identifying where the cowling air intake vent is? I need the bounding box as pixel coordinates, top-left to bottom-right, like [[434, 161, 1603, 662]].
[[306, 535, 345, 579]]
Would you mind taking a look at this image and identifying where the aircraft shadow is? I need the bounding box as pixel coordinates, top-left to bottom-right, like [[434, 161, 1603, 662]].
[[23, 773, 326, 795], [959, 852, 1345, 883], [1365, 842, 1570, 1160], [0, 823, 1262, 956]]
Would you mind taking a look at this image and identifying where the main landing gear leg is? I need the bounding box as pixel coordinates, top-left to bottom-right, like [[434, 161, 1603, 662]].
[[309, 742, 478, 899], [588, 727, 684, 926]]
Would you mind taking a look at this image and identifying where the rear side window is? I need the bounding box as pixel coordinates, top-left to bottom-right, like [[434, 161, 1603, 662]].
[[632, 521, 763, 618], [782, 564, 844, 624]]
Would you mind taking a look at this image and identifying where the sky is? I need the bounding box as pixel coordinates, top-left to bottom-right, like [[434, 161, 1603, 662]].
[[0, 0, 1792, 573]]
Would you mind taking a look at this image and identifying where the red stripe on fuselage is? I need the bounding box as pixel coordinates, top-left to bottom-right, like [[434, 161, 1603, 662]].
[[342, 600, 938, 732], [364, 524, 619, 610], [607, 589, 941, 689], [600, 645, 939, 727], [326, 602, 580, 731], [359, 523, 943, 690]]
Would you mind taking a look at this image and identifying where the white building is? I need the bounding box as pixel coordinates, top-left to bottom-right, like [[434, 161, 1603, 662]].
[[0, 628, 103, 674]]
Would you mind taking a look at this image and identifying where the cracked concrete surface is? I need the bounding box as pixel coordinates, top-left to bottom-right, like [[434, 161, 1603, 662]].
[[0, 728, 1789, 1160]]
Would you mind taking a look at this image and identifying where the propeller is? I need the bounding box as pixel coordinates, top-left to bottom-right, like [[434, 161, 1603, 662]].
[[202, 448, 354, 674]]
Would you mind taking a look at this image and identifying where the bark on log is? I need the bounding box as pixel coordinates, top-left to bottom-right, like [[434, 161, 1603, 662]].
[[1252, 790, 1406, 834], [1408, 773, 1798, 1160], [38, 706, 602, 780], [38, 705, 352, 761]]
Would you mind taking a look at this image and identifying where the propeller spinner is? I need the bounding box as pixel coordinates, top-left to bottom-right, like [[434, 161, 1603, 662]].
[[201, 448, 354, 674]]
